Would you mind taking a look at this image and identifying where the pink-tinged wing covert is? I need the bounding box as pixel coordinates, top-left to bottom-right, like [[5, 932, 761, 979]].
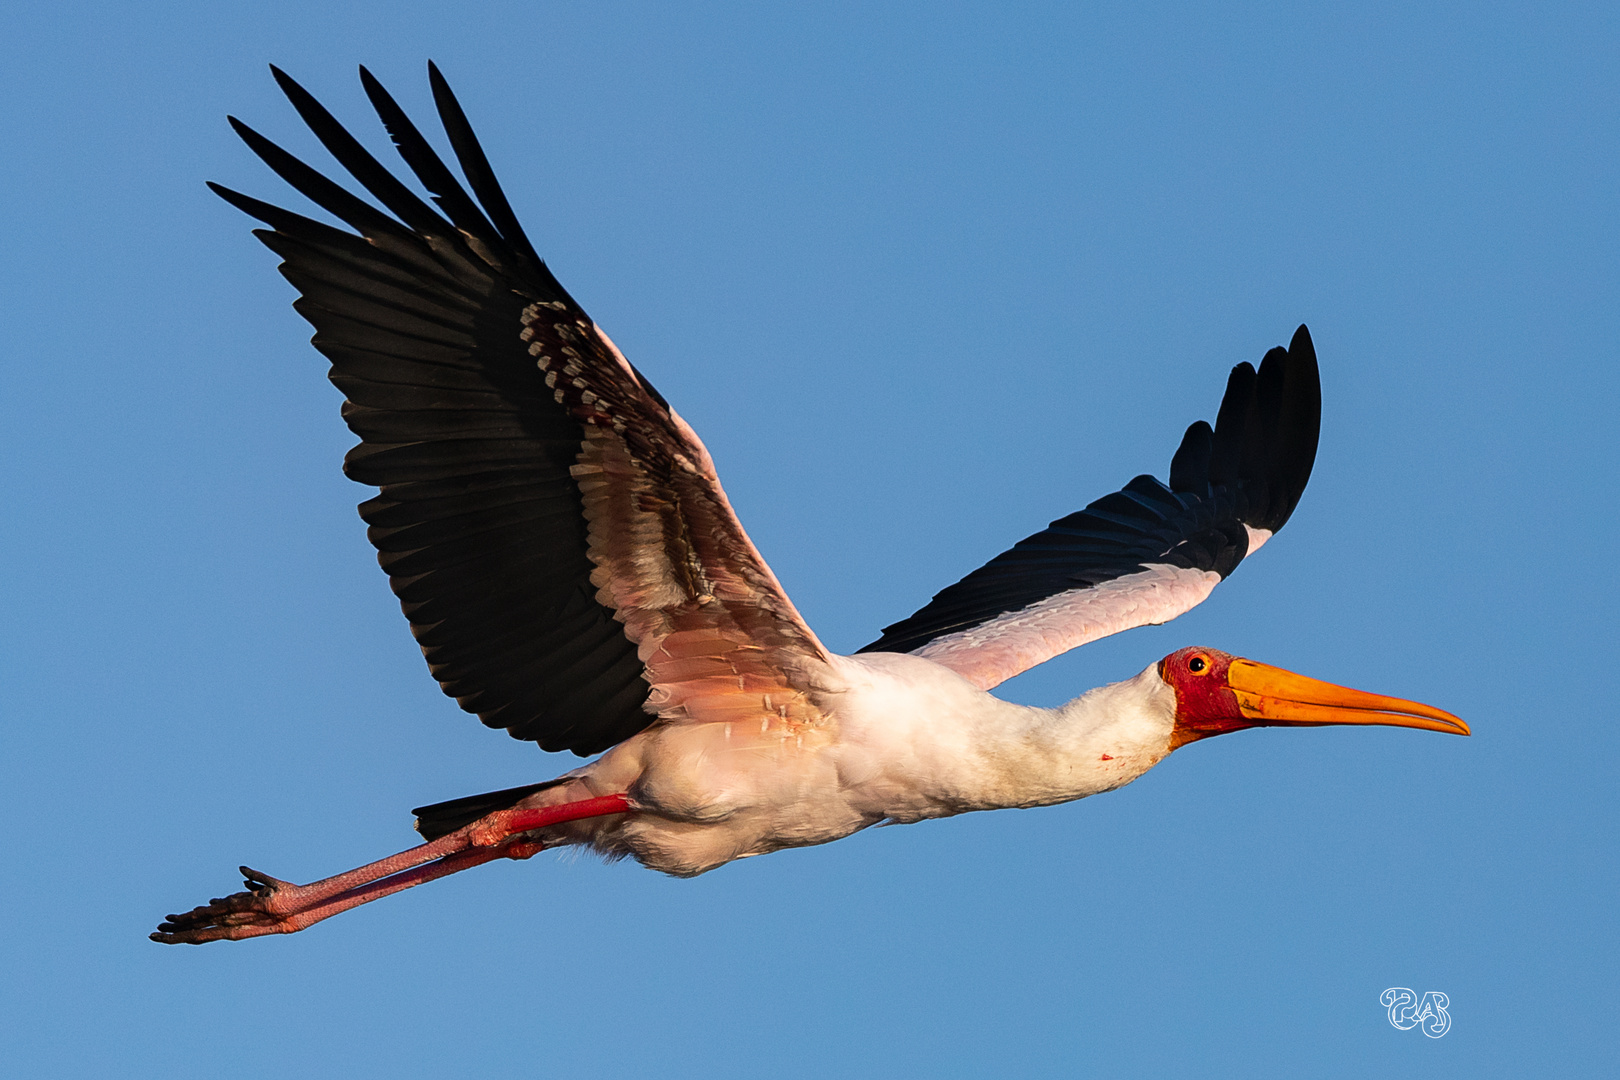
[[521, 303, 832, 731]]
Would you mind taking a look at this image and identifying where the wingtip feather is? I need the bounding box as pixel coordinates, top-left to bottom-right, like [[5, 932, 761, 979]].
[[1169, 420, 1213, 494], [425, 62, 545, 269]]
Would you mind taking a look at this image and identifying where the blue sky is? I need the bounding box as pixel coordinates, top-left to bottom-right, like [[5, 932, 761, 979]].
[[3, 3, 1615, 1077]]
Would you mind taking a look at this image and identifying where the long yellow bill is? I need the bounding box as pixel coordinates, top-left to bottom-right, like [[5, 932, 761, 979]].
[[1227, 659, 1469, 736]]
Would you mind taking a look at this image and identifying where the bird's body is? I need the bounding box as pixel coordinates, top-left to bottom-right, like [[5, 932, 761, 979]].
[[152, 65, 1466, 944], [514, 653, 1172, 877]]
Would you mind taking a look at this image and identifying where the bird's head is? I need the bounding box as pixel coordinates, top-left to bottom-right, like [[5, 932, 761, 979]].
[[1157, 646, 1468, 750]]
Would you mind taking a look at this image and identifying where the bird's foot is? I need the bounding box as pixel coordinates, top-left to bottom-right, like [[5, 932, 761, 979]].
[[151, 867, 311, 944]]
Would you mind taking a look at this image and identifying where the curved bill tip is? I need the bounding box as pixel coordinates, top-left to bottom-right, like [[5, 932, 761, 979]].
[[1228, 659, 1469, 737]]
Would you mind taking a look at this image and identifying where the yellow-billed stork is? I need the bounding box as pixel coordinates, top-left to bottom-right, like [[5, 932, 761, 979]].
[[152, 65, 1467, 944]]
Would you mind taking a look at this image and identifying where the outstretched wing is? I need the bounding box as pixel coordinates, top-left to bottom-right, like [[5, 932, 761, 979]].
[[859, 327, 1320, 689], [215, 64, 830, 755]]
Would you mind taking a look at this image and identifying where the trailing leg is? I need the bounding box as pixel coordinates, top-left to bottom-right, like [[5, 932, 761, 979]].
[[151, 793, 632, 944]]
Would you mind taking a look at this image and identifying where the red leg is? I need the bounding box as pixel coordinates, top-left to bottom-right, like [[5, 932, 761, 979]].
[[152, 793, 631, 944]]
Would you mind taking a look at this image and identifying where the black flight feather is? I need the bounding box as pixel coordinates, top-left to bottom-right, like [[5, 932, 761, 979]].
[[427, 61, 546, 272], [217, 65, 654, 756], [860, 326, 1321, 656]]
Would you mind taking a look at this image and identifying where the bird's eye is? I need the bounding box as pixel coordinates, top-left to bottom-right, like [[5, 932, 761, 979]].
[[1187, 656, 1208, 674]]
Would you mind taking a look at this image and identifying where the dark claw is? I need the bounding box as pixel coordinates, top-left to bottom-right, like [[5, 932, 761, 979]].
[[240, 866, 290, 893]]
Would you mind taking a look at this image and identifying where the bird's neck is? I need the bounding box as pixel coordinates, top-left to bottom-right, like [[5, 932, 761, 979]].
[[974, 664, 1179, 809], [1023, 667, 1179, 803], [833, 655, 1178, 820]]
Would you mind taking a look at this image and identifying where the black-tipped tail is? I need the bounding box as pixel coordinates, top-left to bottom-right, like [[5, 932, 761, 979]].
[[411, 780, 567, 841]]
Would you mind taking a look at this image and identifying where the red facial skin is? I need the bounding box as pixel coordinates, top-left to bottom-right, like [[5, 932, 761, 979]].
[[1158, 646, 1250, 749]]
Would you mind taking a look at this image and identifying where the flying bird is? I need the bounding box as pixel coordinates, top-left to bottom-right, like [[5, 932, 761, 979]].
[[153, 65, 1467, 944]]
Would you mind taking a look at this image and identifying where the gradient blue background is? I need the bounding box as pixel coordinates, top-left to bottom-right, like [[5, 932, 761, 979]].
[[4, 3, 1615, 1076]]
